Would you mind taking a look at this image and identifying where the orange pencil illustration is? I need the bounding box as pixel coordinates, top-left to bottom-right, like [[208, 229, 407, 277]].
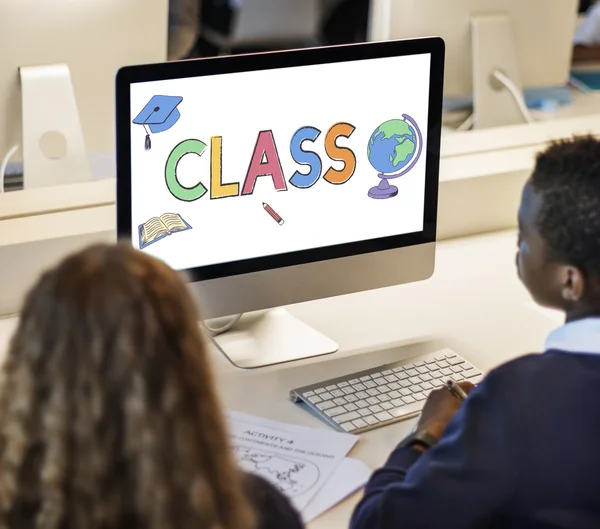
[[263, 202, 285, 226]]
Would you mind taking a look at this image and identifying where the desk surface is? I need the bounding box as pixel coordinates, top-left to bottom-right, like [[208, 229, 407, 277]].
[[0, 230, 561, 527]]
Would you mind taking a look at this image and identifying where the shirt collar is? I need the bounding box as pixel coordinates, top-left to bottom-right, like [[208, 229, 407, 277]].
[[545, 317, 600, 355]]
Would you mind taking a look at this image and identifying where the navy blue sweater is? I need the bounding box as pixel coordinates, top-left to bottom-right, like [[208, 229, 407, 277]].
[[350, 350, 600, 529]]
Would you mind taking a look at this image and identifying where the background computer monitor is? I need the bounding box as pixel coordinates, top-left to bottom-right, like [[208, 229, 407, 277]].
[[1, 0, 167, 188], [116, 39, 444, 368], [368, 0, 579, 129]]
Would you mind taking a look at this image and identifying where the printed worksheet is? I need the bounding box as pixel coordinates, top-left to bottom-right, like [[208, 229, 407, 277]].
[[227, 411, 358, 511]]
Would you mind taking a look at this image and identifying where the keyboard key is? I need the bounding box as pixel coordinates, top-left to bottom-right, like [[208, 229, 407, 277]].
[[372, 377, 385, 386], [413, 392, 427, 401], [317, 401, 336, 411], [401, 380, 412, 388], [364, 415, 379, 425], [356, 400, 370, 409], [397, 372, 409, 381], [470, 374, 484, 384], [414, 361, 425, 367], [356, 391, 369, 399], [388, 382, 401, 391], [333, 397, 347, 406], [331, 389, 345, 397], [366, 397, 380, 406], [390, 401, 423, 418], [441, 368, 453, 376], [366, 388, 380, 397], [420, 381, 433, 391], [345, 403, 358, 412], [342, 387, 357, 395], [409, 377, 422, 385], [340, 421, 356, 432], [359, 375, 372, 382], [388, 390, 401, 399], [451, 365, 463, 373], [358, 408, 371, 417], [352, 418, 368, 429], [321, 392, 333, 400], [445, 353, 457, 359], [377, 394, 391, 403], [425, 358, 437, 364], [304, 390, 315, 397], [348, 378, 360, 384], [315, 388, 326, 394], [364, 381, 376, 389], [400, 388, 412, 396], [462, 368, 479, 378], [448, 357, 465, 366], [338, 381, 349, 388], [354, 383, 367, 391], [416, 366, 429, 374], [406, 369, 419, 377], [346, 394, 358, 403], [392, 367, 404, 373], [308, 395, 323, 404], [325, 405, 347, 417], [429, 369, 442, 378], [385, 375, 398, 383], [419, 373, 432, 382], [326, 385, 338, 391], [402, 395, 416, 404], [369, 404, 384, 413], [375, 411, 393, 422], [380, 401, 393, 410], [333, 411, 361, 424], [437, 360, 449, 368], [382, 370, 393, 376]]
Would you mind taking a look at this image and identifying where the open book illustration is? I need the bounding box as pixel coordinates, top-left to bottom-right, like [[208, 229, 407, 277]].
[[138, 212, 191, 249]]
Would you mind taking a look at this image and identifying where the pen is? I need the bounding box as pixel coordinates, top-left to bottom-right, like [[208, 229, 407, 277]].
[[445, 379, 468, 401]]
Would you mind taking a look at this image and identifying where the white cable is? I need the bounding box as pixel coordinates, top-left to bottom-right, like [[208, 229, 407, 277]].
[[491, 70, 535, 124], [457, 113, 474, 131], [204, 313, 243, 337], [0, 144, 19, 194]]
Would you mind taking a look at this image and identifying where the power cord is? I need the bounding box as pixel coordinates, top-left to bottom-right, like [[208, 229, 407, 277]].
[[203, 313, 243, 337], [0, 144, 20, 193], [491, 70, 535, 124]]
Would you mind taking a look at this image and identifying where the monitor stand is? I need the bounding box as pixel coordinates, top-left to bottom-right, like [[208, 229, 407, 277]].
[[470, 13, 530, 129], [209, 308, 339, 369], [20, 63, 93, 189]]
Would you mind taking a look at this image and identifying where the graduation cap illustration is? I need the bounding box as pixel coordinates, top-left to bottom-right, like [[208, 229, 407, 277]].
[[133, 95, 183, 150]]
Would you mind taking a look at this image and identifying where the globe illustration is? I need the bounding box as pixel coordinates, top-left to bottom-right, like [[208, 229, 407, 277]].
[[367, 114, 422, 199]]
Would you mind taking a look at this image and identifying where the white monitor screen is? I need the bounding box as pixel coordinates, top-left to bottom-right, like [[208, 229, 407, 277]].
[[129, 52, 432, 272]]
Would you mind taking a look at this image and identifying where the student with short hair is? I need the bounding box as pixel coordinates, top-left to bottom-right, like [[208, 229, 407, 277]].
[[350, 135, 600, 529], [0, 244, 303, 529]]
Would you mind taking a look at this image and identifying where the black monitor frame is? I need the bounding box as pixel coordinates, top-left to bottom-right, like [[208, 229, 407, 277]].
[[116, 38, 445, 281]]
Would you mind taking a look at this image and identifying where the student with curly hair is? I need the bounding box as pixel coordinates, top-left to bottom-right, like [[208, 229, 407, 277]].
[[351, 135, 600, 529], [0, 244, 302, 529]]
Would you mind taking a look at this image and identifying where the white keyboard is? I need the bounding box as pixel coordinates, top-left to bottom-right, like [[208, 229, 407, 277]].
[[290, 349, 483, 434]]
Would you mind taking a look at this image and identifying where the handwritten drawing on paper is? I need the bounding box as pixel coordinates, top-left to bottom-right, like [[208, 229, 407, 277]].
[[233, 446, 319, 497], [227, 411, 357, 512]]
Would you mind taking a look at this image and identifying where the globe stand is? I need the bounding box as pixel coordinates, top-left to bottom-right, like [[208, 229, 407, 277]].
[[368, 176, 398, 199]]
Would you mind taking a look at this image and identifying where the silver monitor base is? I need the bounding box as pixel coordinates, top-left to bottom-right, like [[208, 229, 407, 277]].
[[210, 308, 339, 369]]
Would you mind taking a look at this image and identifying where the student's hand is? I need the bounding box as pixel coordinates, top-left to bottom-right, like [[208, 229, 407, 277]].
[[416, 381, 474, 441]]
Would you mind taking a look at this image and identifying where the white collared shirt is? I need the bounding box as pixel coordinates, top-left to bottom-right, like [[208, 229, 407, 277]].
[[544, 318, 600, 355]]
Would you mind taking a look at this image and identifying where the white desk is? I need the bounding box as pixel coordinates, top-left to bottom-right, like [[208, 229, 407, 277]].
[[0, 229, 561, 527]]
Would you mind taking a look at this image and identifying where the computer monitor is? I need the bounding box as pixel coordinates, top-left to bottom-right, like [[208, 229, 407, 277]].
[[116, 38, 444, 368], [368, 0, 579, 129], [0, 0, 167, 189]]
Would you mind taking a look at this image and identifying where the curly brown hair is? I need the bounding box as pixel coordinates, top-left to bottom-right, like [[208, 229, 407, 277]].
[[0, 244, 255, 529]]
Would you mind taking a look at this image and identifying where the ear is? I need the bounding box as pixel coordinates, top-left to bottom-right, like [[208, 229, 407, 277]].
[[561, 266, 585, 302]]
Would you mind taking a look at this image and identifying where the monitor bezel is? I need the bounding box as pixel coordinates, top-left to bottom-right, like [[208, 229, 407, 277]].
[[116, 38, 445, 281]]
